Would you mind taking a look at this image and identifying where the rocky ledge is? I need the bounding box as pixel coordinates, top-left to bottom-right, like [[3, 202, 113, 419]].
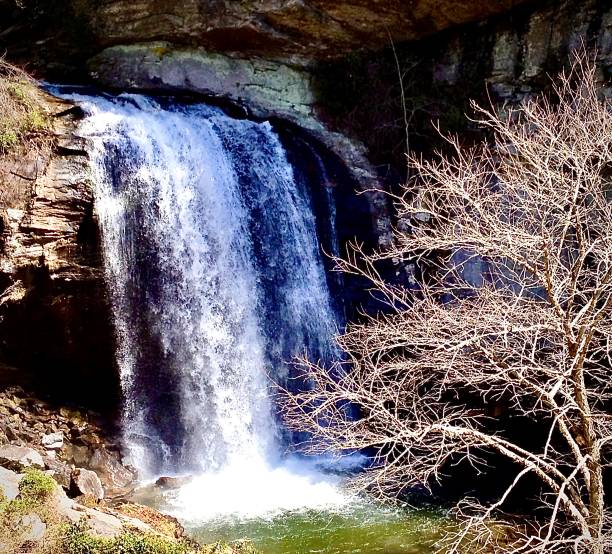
[[0, 466, 257, 553], [1, 0, 536, 65]]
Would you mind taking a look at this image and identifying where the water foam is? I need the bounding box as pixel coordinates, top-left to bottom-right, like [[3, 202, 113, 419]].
[[166, 457, 355, 522]]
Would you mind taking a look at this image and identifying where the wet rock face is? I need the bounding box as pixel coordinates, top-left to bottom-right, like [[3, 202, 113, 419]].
[[312, 0, 612, 176]]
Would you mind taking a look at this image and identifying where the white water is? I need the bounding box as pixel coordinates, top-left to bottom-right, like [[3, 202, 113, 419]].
[[60, 91, 355, 519]]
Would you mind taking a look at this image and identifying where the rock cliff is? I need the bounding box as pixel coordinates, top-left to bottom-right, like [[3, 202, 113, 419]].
[[313, 0, 611, 174], [0, 91, 117, 412], [1, 0, 535, 66], [0, 0, 610, 420]]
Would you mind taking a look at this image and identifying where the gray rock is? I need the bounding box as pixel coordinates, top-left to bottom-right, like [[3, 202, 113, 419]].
[[88, 44, 391, 245], [52, 486, 85, 524], [83, 508, 123, 537], [71, 467, 104, 500], [89, 448, 135, 495], [0, 466, 22, 500], [20, 513, 46, 541], [0, 445, 44, 470], [41, 431, 63, 450]]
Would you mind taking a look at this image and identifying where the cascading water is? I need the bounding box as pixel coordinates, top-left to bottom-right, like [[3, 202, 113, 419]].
[[58, 90, 354, 519]]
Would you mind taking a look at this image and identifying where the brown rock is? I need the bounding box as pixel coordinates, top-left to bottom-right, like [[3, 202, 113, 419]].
[[154, 475, 191, 490], [62, 441, 91, 466], [71, 467, 104, 501], [79, 0, 534, 61], [115, 502, 184, 539]]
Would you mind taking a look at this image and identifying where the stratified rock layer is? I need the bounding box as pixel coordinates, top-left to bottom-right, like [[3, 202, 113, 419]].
[[0, 95, 118, 413]]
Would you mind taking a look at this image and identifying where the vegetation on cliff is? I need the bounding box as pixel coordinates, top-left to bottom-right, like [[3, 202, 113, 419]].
[[0, 59, 50, 154], [281, 52, 612, 553]]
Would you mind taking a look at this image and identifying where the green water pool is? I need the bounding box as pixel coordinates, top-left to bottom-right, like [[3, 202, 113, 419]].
[[185, 501, 445, 554]]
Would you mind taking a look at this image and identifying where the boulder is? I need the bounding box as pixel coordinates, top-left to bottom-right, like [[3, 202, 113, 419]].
[[89, 448, 136, 496], [154, 475, 191, 490], [41, 431, 64, 450], [0, 466, 22, 500], [83, 508, 124, 537], [0, 445, 44, 471], [52, 486, 86, 524], [71, 467, 104, 501], [20, 513, 46, 542]]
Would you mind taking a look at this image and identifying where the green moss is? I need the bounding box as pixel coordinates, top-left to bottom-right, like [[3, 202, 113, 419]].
[[0, 130, 19, 151]]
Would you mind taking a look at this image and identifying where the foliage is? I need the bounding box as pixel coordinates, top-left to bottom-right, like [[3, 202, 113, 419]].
[[62, 522, 192, 554], [0, 58, 51, 155], [280, 50, 612, 553], [61, 521, 257, 554], [0, 468, 59, 553], [19, 467, 57, 503]]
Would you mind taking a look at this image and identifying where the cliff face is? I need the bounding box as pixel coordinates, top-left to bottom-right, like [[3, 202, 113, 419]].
[[0, 94, 117, 413], [0, 1, 540, 248], [78, 0, 537, 61], [313, 0, 611, 174], [1, 0, 534, 66]]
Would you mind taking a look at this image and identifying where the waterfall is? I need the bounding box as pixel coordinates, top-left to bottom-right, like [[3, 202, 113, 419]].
[[62, 93, 342, 492]]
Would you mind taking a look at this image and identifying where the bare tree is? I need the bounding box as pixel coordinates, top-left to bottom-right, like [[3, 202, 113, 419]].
[[279, 52, 612, 553]]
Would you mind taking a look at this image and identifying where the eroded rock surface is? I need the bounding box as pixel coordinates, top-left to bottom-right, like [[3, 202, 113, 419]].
[[0, 93, 118, 412], [1, 0, 536, 66]]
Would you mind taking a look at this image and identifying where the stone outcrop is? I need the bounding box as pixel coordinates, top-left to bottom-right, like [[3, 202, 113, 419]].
[[0, 92, 118, 412], [1, 0, 536, 68], [310, 0, 611, 175], [82, 0, 535, 60]]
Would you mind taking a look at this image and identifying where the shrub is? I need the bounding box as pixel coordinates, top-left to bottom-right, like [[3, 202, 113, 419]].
[[62, 522, 192, 554], [18, 467, 57, 503]]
